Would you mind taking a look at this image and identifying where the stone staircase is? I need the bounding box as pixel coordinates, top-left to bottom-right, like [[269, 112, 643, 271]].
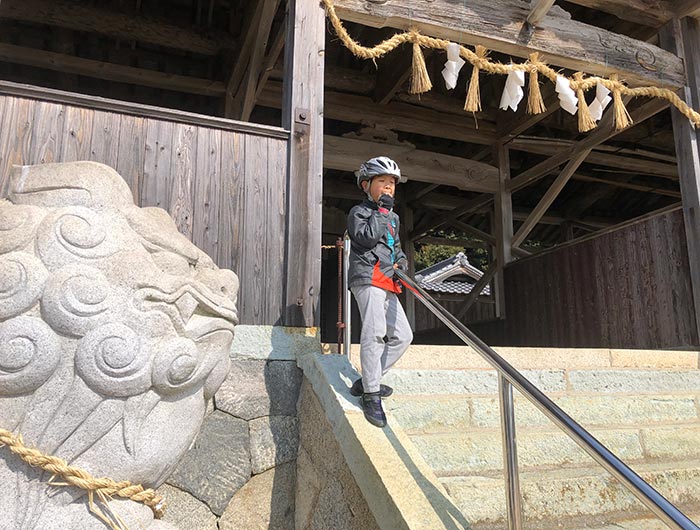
[[362, 345, 700, 529]]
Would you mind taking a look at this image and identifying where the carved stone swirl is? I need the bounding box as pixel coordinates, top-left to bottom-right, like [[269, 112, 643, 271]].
[[151, 337, 204, 396], [0, 316, 60, 395], [0, 252, 49, 321], [41, 265, 116, 337], [36, 207, 127, 270], [0, 203, 44, 254], [75, 323, 152, 398]]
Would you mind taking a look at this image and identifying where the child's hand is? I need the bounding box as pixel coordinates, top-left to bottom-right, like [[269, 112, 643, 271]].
[[395, 257, 408, 271], [377, 194, 395, 210]]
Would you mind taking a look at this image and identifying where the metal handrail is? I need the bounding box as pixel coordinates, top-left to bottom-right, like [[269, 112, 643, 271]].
[[394, 269, 699, 530]]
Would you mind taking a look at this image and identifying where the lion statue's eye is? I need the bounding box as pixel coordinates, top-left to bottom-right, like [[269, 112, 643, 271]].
[[151, 251, 192, 277]]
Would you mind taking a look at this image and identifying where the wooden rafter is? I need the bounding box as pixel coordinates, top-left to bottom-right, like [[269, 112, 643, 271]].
[[508, 138, 679, 179], [225, 0, 280, 120], [675, 0, 700, 19], [259, 81, 496, 145], [260, 82, 678, 179], [330, 0, 686, 87], [323, 179, 615, 230], [0, 0, 234, 55], [373, 44, 417, 105], [255, 24, 286, 101], [573, 173, 681, 199], [564, 0, 676, 28], [512, 149, 591, 248], [455, 259, 499, 320], [0, 43, 225, 96], [411, 195, 494, 240], [507, 98, 670, 193], [497, 87, 560, 141], [527, 0, 556, 26]]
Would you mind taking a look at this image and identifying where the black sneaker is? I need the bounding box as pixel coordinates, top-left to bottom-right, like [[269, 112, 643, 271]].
[[361, 392, 387, 428], [349, 378, 394, 398]]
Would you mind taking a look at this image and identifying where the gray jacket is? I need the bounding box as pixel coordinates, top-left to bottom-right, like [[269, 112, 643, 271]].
[[347, 199, 407, 292]]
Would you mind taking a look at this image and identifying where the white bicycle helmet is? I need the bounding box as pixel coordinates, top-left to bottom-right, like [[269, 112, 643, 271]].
[[355, 156, 406, 190]]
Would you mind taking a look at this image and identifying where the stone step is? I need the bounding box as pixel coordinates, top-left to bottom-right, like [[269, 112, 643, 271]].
[[385, 393, 700, 434], [406, 424, 700, 476], [381, 367, 700, 396], [321, 343, 700, 371], [441, 460, 700, 528]]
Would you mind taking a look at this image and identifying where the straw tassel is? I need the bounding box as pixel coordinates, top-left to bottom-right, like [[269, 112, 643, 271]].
[[409, 36, 432, 94], [526, 53, 546, 115], [573, 73, 596, 132], [610, 74, 633, 131], [465, 45, 487, 112]]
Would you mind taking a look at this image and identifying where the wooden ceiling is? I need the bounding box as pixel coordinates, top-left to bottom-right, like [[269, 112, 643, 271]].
[[0, 0, 693, 249]]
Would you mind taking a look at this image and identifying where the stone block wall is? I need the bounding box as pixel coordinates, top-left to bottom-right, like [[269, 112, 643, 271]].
[[156, 326, 313, 530], [295, 379, 380, 530]]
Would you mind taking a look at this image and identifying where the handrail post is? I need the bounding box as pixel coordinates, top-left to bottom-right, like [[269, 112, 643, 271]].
[[343, 232, 351, 356], [499, 375, 523, 530]]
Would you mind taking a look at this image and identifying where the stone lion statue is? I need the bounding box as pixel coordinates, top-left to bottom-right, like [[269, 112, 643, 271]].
[[0, 161, 239, 529]]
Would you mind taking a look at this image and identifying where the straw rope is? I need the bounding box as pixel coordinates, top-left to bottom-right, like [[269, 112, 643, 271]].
[[321, 0, 700, 130], [0, 428, 165, 530]]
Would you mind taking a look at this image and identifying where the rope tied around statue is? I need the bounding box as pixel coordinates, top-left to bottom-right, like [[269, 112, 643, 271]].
[[0, 428, 165, 530], [320, 0, 700, 132]]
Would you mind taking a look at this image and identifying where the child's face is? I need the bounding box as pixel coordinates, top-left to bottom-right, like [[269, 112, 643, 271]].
[[363, 174, 397, 202]]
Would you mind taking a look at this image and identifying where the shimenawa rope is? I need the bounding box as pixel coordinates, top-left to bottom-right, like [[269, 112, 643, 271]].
[[0, 428, 165, 530], [321, 0, 700, 131]]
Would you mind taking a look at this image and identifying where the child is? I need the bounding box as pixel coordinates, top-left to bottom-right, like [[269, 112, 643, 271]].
[[347, 156, 414, 428]]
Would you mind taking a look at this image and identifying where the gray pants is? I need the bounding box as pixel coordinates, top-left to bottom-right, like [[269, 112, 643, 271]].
[[351, 284, 413, 393]]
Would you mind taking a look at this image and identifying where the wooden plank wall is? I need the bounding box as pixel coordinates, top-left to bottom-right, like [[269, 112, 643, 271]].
[[0, 94, 288, 325], [472, 209, 699, 349]]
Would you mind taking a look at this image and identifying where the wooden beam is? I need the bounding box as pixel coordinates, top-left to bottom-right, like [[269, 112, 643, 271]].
[[227, 0, 280, 120], [455, 259, 499, 320], [323, 178, 613, 226], [675, 0, 700, 19], [259, 81, 497, 145], [410, 195, 494, 239], [660, 17, 700, 344], [0, 0, 233, 56], [416, 235, 489, 248], [0, 43, 226, 96], [507, 98, 670, 192], [330, 0, 686, 87], [509, 137, 679, 179], [282, 0, 325, 326], [527, 0, 556, 27], [373, 44, 415, 105], [512, 149, 591, 248], [493, 143, 513, 317], [563, 0, 676, 28], [451, 219, 496, 246], [573, 173, 682, 198], [497, 87, 560, 141], [262, 81, 677, 181], [255, 24, 286, 101], [323, 135, 499, 193]]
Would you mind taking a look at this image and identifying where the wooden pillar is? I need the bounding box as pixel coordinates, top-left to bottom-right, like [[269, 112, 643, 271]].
[[282, 0, 325, 326], [493, 142, 513, 319], [660, 18, 700, 343], [400, 197, 416, 328]]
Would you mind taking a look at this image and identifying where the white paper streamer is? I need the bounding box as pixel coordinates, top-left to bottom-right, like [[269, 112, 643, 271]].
[[441, 42, 465, 90], [588, 82, 612, 121], [499, 70, 525, 112], [555, 75, 578, 115]]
